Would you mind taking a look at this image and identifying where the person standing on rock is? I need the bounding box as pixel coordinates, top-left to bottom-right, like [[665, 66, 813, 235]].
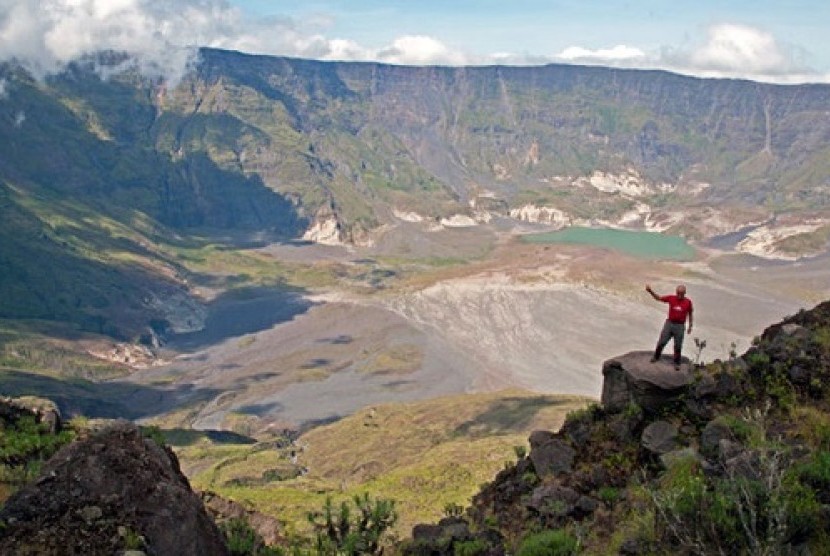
[[646, 284, 693, 370]]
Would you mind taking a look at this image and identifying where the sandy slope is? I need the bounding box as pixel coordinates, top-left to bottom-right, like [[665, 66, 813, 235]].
[[123, 227, 827, 430]]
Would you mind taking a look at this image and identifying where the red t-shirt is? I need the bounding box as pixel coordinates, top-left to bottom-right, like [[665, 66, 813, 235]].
[[660, 295, 693, 323]]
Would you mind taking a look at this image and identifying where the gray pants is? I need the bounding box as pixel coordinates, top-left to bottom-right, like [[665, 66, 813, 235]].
[[655, 320, 685, 362]]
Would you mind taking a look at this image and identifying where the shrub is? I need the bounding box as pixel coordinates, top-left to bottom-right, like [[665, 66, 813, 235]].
[[651, 444, 822, 555], [307, 493, 398, 555], [454, 538, 488, 556], [140, 425, 167, 447], [444, 502, 464, 518], [516, 529, 578, 556], [220, 517, 279, 556], [597, 486, 620, 507], [0, 415, 74, 491]]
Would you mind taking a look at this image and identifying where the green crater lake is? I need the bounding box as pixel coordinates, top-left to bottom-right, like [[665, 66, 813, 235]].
[[522, 227, 696, 260]]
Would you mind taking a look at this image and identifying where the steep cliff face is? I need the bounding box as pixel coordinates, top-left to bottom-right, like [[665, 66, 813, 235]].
[[185, 51, 830, 217], [1, 51, 828, 339]]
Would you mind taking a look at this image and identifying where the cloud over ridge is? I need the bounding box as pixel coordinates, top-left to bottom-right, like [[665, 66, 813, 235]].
[[0, 1, 826, 85]]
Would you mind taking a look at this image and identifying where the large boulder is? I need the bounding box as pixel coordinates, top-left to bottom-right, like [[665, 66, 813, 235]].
[[641, 420, 679, 455], [0, 421, 228, 556], [601, 351, 693, 413], [528, 431, 576, 477]]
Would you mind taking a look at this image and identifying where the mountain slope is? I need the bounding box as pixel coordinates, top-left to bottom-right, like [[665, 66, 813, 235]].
[[1, 51, 829, 342]]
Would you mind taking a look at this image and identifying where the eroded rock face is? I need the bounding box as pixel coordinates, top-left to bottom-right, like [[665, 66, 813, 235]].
[[0, 421, 228, 556], [601, 351, 692, 413]]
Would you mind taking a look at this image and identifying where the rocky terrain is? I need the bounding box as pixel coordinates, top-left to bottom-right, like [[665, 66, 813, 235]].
[[0, 418, 229, 555], [114, 229, 818, 430], [3, 298, 830, 554], [404, 299, 830, 554]]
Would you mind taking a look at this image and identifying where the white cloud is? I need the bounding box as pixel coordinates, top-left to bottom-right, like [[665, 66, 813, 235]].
[[557, 45, 646, 64], [553, 24, 829, 84], [660, 23, 827, 83], [13, 110, 24, 128], [0, 1, 471, 80], [376, 35, 469, 66], [0, 77, 7, 99], [0, 2, 825, 85], [0, 0, 234, 82], [689, 24, 796, 74]]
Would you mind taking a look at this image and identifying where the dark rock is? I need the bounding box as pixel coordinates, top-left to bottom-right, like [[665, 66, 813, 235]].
[[714, 371, 743, 398], [411, 523, 444, 543], [601, 351, 692, 413], [620, 537, 647, 555], [683, 397, 713, 421], [528, 432, 576, 477], [608, 409, 644, 444], [528, 485, 580, 517], [691, 373, 717, 398], [700, 419, 735, 459], [718, 439, 744, 462], [788, 365, 810, 384], [575, 496, 599, 515], [724, 450, 762, 481], [562, 417, 592, 446], [0, 421, 228, 556], [641, 421, 678, 455]]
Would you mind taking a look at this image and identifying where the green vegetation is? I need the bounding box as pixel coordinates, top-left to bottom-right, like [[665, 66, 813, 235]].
[[307, 493, 398, 555], [516, 529, 578, 556], [0, 415, 74, 501], [220, 517, 280, 556], [170, 390, 591, 538]]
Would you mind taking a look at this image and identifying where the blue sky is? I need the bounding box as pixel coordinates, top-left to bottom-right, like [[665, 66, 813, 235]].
[[0, 0, 828, 83], [230, 0, 830, 82]]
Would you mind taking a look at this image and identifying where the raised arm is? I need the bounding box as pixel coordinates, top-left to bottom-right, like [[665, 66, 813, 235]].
[[645, 284, 662, 302]]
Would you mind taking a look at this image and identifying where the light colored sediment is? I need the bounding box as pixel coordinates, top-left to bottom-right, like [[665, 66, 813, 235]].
[[123, 222, 825, 429]]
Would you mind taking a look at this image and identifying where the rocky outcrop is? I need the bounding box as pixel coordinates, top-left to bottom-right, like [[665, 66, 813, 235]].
[[528, 431, 576, 477], [201, 491, 283, 546], [0, 395, 62, 434], [0, 421, 228, 556], [407, 299, 830, 554], [600, 351, 692, 412]]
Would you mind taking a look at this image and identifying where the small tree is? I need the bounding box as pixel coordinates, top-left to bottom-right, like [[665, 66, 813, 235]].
[[307, 493, 398, 555]]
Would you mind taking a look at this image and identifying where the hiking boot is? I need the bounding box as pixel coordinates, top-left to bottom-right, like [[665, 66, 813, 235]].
[[674, 362, 681, 371], [650, 356, 659, 363]]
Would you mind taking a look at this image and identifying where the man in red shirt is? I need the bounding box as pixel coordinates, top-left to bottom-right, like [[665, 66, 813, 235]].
[[646, 284, 693, 370]]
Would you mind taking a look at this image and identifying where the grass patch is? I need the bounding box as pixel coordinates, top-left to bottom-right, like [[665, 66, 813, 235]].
[[177, 390, 592, 538]]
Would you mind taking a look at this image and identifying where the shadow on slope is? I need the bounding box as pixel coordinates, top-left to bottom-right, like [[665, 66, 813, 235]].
[[167, 286, 318, 351], [453, 395, 580, 438], [0, 368, 221, 421]]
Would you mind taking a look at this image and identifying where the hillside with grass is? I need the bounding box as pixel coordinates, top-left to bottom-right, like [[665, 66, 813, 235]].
[[1, 51, 830, 351], [162, 389, 592, 539], [4, 300, 830, 554]]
